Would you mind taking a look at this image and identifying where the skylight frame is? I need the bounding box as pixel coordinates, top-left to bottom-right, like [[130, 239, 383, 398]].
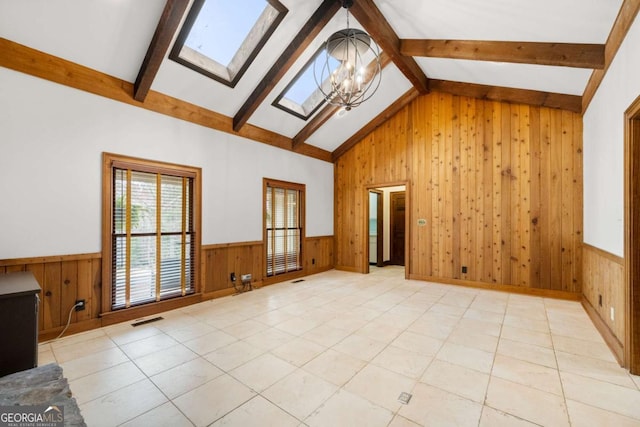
[[169, 0, 288, 88], [272, 46, 332, 121]]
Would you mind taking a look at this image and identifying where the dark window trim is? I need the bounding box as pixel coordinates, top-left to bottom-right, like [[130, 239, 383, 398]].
[[271, 45, 327, 120], [169, 0, 288, 88]]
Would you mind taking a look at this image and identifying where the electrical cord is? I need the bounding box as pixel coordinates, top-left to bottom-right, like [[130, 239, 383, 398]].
[[54, 301, 83, 341]]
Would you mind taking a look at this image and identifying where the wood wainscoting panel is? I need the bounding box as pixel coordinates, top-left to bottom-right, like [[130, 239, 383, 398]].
[[334, 91, 583, 293], [202, 241, 264, 294], [1, 236, 334, 340], [582, 243, 625, 359], [202, 236, 334, 292], [305, 236, 334, 274], [0, 253, 102, 339]]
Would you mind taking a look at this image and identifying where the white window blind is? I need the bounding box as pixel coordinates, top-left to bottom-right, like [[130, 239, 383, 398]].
[[266, 181, 303, 277], [112, 168, 195, 310]]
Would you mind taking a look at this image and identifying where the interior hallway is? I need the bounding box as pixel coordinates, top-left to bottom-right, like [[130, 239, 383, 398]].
[[38, 267, 640, 426]]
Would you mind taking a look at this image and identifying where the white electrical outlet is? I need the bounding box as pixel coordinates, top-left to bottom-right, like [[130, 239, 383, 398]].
[[610, 307, 615, 321]]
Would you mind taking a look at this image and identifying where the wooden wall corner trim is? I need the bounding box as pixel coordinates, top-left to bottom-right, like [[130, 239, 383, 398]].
[[582, 242, 624, 265], [305, 266, 334, 276], [262, 270, 308, 286], [408, 274, 582, 301], [202, 241, 264, 250], [305, 235, 334, 241], [334, 266, 362, 273], [99, 293, 203, 326], [39, 319, 103, 343], [0, 252, 101, 267], [201, 288, 236, 301], [582, 296, 625, 365]]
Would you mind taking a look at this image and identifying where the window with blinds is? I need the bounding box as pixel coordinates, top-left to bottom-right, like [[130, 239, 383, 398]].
[[107, 157, 199, 311], [265, 179, 304, 277]]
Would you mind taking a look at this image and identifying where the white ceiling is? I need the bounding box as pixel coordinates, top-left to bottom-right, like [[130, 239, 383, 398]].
[[0, 0, 625, 155]]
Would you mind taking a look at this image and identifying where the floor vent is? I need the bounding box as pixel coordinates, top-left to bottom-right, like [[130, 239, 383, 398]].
[[292, 279, 305, 283], [398, 392, 412, 405], [131, 316, 163, 327]]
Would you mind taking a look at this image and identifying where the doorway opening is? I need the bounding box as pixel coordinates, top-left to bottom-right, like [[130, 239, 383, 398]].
[[625, 94, 640, 374], [366, 183, 408, 277]]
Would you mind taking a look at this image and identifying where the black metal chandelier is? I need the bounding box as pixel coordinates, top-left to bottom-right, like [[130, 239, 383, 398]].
[[314, 0, 381, 111]]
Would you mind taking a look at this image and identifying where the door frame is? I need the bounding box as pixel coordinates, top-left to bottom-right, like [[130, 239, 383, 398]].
[[625, 94, 640, 373], [364, 181, 410, 278], [369, 190, 384, 267]]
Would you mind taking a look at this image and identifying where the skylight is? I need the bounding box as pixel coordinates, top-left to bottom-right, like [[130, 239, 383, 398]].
[[273, 48, 340, 120], [170, 0, 287, 87]]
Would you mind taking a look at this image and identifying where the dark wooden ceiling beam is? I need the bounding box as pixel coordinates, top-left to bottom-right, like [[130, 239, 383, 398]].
[[429, 80, 582, 113], [399, 39, 605, 69], [349, 0, 429, 94], [232, 0, 342, 132], [332, 88, 420, 161], [292, 51, 392, 148], [134, 0, 189, 102]]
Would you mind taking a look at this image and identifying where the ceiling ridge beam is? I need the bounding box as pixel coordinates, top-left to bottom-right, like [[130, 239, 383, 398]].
[[134, 0, 190, 102], [292, 51, 392, 149], [232, 0, 342, 133], [349, 0, 429, 94], [400, 39, 605, 69], [0, 37, 332, 163], [429, 80, 582, 113], [332, 88, 420, 161], [582, 0, 640, 112]]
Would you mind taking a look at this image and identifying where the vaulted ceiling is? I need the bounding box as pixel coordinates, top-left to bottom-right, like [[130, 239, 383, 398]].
[[0, 0, 628, 163]]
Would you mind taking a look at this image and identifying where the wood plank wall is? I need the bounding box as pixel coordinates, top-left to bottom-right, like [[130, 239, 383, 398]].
[[335, 92, 583, 293], [0, 254, 102, 339], [305, 236, 335, 274], [582, 243, 625, 360], [202, 242, 265, 296], [0, 236, 333, 340]]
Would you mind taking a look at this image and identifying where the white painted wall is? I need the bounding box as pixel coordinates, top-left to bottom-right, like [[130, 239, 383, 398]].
[[0, 68, 334, 259], [583, 15, 640, 257]]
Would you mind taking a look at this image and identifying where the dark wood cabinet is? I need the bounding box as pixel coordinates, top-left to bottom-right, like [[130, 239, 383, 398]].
[[0, 271, 41, 377]]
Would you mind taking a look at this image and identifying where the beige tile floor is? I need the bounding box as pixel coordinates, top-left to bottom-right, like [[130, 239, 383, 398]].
[[38, 266, 640, 426]]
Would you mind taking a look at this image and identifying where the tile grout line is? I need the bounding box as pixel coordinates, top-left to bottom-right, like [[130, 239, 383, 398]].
[[477, 291, 508, 427], [543, 297, 573, 427]]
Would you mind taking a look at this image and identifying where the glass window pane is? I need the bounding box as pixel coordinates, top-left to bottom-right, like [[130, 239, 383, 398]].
[[111, 165, 196, 310], [185, 0, 265, 67], [273, 49, 340, 120], [114, 169, 127, 235], [130, 171, 157, 234], [160, 234, 183, 296], [170, 0, 286, 86], [265, 183, 302, 277], [129, 235, 157, 305], [161, 175, 184, 233]]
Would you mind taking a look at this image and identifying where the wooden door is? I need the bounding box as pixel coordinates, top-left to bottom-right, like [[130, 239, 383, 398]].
[[390, 191, 405, 266]]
